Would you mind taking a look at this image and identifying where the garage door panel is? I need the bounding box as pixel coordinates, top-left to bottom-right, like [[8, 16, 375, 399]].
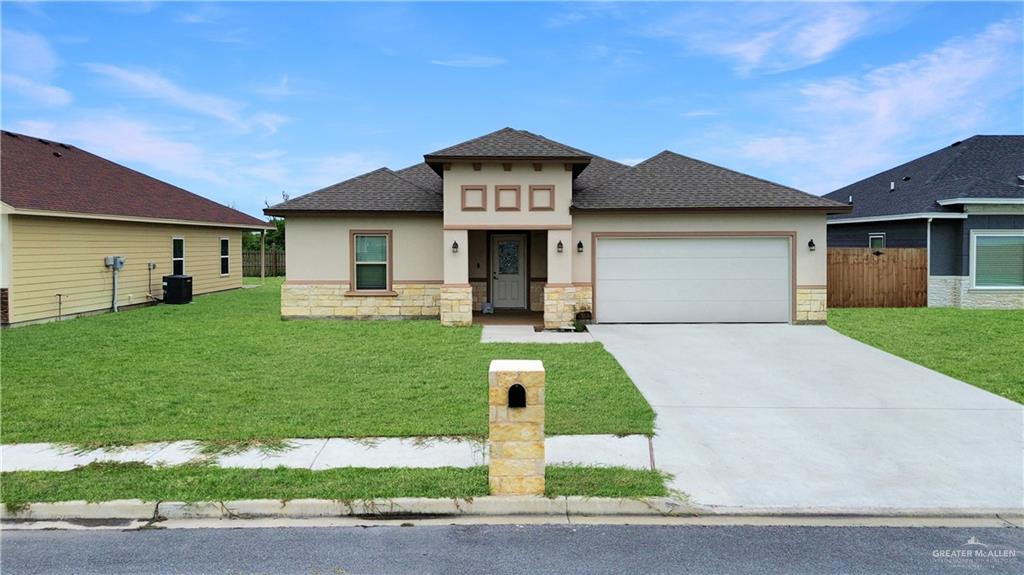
[[598, 237, 789, 258], [599, 278, 789, 302], [595, 237, 791, 323], [599, 257, 789, 281]]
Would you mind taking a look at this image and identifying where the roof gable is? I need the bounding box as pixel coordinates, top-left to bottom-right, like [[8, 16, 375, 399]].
[[573, 151, 847, 210], [424, 127, 591, 161], [0, 130, 269, 228], [265, 167, 442, 214]]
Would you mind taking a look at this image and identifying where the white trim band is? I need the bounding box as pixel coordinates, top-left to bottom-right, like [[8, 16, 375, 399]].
[[827, 212, 966, 225], [937, 198, 1024, 206]]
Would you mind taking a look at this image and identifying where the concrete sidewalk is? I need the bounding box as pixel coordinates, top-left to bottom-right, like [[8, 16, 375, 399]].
[[1, 434, 653, 472]]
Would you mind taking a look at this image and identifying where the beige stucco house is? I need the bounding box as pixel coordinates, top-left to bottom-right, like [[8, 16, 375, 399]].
[[266, 128, 850, 328], [0, 130, 272, 326]]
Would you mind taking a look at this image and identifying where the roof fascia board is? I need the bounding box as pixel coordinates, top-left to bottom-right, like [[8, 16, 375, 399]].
[[827, 212, 967, 224], [264, 209, 442, 217], [936, 197, 1024, 206], [424, 155, 591, 163], [7, 207, 274, 230], [571, 205, 852, 214]]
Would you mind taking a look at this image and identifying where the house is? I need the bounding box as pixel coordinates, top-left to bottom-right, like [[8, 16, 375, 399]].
[[265, 128, 850, 328], [0, 130, 273, 326], [824, 136, 1024, 309]]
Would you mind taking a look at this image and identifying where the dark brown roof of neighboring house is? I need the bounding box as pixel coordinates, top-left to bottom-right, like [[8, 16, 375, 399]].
[[265, 166, 443, 214], [266, 129, 848, 215], [573, 151, 849, 211], [1, 130, 269, 228]]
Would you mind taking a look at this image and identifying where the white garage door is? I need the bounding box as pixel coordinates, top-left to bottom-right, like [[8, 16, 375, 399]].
[[595, 237, 791, 323]]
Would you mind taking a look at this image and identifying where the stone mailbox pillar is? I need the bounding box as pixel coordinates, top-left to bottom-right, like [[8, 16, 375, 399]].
[[488, 359, 545, 496]]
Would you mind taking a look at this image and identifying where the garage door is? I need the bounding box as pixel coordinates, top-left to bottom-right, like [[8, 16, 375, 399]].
[[595, 236, 791, 323]]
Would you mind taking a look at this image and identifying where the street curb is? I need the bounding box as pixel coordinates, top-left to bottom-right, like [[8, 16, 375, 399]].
[[0, 496, 691, 521], [3, 497, 1021, 523]]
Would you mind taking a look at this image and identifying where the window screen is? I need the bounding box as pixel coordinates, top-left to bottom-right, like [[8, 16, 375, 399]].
[[975, 235, 1024, 287], [354, 235, 388, 290]]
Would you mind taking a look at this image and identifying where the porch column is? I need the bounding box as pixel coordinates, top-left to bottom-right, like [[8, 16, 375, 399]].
[[441, 229, 472, 326], [544, 229, 575, 330]]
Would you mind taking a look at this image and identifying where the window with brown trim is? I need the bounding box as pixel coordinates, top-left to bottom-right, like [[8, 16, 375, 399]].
[[461, 185, 487, 211], [352, 232, 391, 291], [529, 185, 555, 211], [495, 185, 521, 211]]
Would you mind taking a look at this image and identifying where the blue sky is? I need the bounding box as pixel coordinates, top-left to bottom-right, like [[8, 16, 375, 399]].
[[3, 1, 1021, 219]]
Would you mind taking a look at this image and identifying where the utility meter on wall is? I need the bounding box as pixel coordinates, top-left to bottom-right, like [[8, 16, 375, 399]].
[[104, 256, 125, 270]]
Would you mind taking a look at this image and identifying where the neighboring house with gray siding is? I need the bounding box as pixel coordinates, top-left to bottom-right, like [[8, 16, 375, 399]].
[[824, 136, 1024, 309]]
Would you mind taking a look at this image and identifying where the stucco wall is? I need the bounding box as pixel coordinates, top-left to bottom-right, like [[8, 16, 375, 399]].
[[7, 215, 243, 324], [286, 214, 443, 282], [571, 212, 828, 285], [442, 162, 572, 228]]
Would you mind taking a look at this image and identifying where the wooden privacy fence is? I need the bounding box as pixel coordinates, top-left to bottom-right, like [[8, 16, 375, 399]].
[[827, 248, 927, 308], [243, 249, 286, 276]]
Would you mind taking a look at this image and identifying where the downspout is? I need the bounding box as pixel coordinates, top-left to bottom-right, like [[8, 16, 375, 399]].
[[926, 217, 932, 307], [111, 265, 119, 312]]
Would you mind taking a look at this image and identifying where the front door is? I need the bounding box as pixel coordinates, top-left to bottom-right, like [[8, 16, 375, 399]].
[[490, 234, 526, 309]]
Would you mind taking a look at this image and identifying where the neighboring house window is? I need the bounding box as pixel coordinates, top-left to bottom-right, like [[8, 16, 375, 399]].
[[353, 232, 390, 291], [220, 238, 230, 275], [972, 231, 1024, 288], [172, 238, 185, 275], [868, 233, 886, 250]]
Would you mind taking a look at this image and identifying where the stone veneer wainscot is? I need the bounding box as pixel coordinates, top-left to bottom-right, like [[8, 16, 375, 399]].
[[281, 282, 441, 319], [795, 287, 827, 324]]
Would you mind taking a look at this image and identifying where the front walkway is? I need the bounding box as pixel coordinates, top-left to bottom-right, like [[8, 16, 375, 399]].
[[589, 324, 1024, 513], [1, 434, 652, 472], [480, 325, 594, 343]]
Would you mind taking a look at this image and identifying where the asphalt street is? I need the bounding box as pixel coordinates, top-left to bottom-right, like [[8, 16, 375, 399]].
[[2, 524, 1021, 574]]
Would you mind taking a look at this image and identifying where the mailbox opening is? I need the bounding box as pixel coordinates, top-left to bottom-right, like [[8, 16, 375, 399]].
[[508, 384, 526, 408]]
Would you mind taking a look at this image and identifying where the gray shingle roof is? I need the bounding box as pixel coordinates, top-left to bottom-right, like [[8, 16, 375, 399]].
[[572, 151, 848, 210], [424, 127, 591, 161], [265, 167, 442, 214], [824, 136, 1024, 220]]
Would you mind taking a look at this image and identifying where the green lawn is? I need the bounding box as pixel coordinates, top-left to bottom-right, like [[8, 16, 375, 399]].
[[0, 463, 669, 508], [829, 308, 1024, 403], [1, 279, 654, 445]]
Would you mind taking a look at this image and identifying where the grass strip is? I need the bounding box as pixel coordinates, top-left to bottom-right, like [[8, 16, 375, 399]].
[[0, 463, 669, 509]]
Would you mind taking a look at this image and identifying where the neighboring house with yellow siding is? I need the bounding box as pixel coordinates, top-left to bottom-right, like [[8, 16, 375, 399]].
[[0, 130, 272, 326]]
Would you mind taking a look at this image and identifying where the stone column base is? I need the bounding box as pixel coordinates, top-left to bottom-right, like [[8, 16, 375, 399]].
[[440, 285, 473, 326], [488, 360, 545, 496], [795, 286, 827, 324], [543, 285, 577, 330]]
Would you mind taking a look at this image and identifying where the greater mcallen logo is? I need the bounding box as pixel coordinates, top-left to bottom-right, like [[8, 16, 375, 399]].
[[932, 536, 1017, 566]]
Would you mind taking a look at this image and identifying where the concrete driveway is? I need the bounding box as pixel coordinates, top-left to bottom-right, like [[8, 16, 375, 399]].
[[589, 324, 1023, 514]]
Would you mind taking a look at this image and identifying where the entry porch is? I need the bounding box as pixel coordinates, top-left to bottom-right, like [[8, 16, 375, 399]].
[[440, 228, 584, 329]]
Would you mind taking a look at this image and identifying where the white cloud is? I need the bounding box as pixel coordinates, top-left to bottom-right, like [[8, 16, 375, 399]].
[[2, 74, 72, 106], [177, 4, 228, 25], [20, 114, 225, 184], [680, 110, 718, 119], [2, 28, 60, 76], [430, 55, 506, 68], [647, 4, 872, 75], [87, 63, 247, 127], [85, 64, 288, 133], [734, 19, 1022, 193], [1, 29, 72, 106], [254, 75, 295, 98]]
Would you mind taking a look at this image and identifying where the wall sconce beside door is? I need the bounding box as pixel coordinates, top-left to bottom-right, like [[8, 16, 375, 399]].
[[576, 241, 584, 253], [807, 239, 816, 251], [556, 241, 564, 253], [452, 241, 459, 254]]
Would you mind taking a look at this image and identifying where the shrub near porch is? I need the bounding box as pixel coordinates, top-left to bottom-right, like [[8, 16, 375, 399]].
[[1, 279, 654, 445]]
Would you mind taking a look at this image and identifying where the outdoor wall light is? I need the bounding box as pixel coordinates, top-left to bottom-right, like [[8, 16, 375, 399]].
[[808, 239, 816, 251], [577, 241, 584, 253], [556, 241, 564, 253], [452, 241, 459, 254]]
